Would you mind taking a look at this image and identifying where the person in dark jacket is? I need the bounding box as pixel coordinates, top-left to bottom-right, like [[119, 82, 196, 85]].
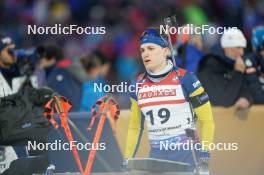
[[0, 38, 51, 174], [244, 26, 264, 104], [39, 45, 86, 111], [198, 28, 252, 109]]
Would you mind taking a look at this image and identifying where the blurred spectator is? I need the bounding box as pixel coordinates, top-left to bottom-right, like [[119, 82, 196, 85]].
[[1, 0, 264, 110], [0, 0, 263, 73], [80, 50, 110, 112], [0, 37, 50, 169], [0, 36, 29, 159], [0, 36, 19, 93], [115, 56, 139, 81], [183, 5, 209, 26], [39, 45, 85, 111], [0, 36, 39, 95], [243, 0, 264, 38], [38, 45, 64, 81], [175, 25, 204, 73], [244, 26, 264, 104], [198, 28, 252, 109]]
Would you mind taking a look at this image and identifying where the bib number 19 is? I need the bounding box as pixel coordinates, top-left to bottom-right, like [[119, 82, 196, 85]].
[[146, 108, 170, 125]]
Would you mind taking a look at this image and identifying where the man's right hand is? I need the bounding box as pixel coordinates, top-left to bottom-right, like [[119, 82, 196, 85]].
[[234, 57, 246, 73], [234, 97, 250, 109]]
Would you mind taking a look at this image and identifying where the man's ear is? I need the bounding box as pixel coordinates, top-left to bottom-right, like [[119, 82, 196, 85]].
[[163, 47, 171, 57]]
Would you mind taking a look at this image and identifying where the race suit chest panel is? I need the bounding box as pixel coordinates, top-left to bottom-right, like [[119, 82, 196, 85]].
[[137, 71, 195, 147]]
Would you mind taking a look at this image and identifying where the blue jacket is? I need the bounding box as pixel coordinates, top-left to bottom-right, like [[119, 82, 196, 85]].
[[46, 65, 82, 111], [80, 76, 107, 112], [175, 43, 204, 73]]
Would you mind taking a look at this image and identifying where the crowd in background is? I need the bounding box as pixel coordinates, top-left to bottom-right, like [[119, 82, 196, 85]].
[[0, 0, 264, 109]]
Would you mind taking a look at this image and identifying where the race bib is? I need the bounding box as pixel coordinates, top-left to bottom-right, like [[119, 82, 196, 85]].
[[137, 84, 195, 146]]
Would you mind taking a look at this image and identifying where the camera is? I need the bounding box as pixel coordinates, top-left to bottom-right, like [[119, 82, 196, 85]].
[[7, 46, 46, 75]]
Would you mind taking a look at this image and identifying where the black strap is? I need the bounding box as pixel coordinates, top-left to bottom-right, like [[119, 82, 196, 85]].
[[174, 67, 209, 108], [178, 43, 187, 68], [188, 91, 209, 108]]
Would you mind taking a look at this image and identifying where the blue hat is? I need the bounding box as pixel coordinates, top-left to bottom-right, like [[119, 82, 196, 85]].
[[140, 28, 169, 48], [0, 36, 13, 52], [252, 26, 264, 52]]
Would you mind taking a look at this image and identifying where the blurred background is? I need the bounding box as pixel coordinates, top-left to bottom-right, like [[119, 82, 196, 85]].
[[1, 0, 263, 55], [0, 0, 263, 109], [0, 1, 264, 174]]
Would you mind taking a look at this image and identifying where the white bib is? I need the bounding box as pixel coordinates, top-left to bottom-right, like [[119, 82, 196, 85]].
[[138, 84, 195, 146]]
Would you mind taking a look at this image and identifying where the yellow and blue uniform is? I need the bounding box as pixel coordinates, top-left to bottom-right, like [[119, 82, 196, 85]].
[[125, 67, 215, 167]]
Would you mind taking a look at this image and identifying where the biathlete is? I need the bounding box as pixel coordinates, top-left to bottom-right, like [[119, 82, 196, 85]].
[[124, 28, 215, 172]]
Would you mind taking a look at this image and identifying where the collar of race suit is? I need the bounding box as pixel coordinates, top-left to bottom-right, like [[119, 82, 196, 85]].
[[146, 59, 174, 82]]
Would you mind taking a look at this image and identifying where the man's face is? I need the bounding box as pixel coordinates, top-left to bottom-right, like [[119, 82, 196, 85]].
[[0, 44, 16, 67], [140, 43, 169, 72], [224, 47, 244, 60]]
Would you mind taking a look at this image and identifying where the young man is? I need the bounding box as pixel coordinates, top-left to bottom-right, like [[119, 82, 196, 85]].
[[124, 28, 215, 171]]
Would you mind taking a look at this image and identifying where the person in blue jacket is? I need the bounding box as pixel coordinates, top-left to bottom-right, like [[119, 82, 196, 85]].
[[244, 26, 264, 104], [39, 45, 85, 111], [175, 26, 204, 73], [80, 50, 110, 112]]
